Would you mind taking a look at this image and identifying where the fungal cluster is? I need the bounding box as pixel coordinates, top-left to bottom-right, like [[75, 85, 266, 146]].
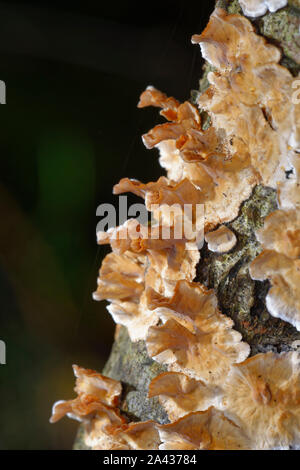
[[239, 0, 287, 18], [51, 8, 300, 450]]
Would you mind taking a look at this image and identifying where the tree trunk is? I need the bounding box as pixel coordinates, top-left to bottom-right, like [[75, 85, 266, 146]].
[[74, 0, 300, 450]]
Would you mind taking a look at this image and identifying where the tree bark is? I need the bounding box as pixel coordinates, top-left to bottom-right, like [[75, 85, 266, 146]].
[[74, 0, 300, 449]]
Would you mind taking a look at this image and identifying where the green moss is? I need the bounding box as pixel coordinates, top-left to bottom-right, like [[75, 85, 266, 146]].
[[258, 9, 300, 66], [227, 0, 243, 14], [216, 0, 242, 13]]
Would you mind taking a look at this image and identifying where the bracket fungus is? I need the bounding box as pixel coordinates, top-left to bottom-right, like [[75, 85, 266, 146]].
[[92, 250, 159, 341], [192, 8, 300, 192], [204, 225, 237, 253], [222, 352, 300, 449], [93, 251, 146, 305], [51, 365, 159, 450], [96, 219, 199, 285], [239, 0, 288, 18], [94, 219, 200, 340], [51, 6, 300, 450], [86, 420, 160, 451], [148, 372, 223, 421], [50, 365, 123, 425], [138, 85, 258, 229], [158, 408, 251, 450], [113, 176, 205, 238], [250, 210, 300, 331], [145, 280, 250, 383]]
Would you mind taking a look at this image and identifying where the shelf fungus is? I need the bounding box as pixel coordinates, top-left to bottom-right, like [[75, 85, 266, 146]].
[[92, 250, 160, 341], [192, 8, 300, 191], [221, 352, 300, 450], [52, 6, 300, 450], [86, 420, 160, 451], [50, 365, 123, 425], [250, 210, 300, 331], [204, 225, 237, 253], [239, 0, 287, 17], [145, 280, 250, 383], [97, 219, 199, 286], [113, 176, 205, 238], [148, 372, 223, 421], [158, 408, 251, 450], [138, 86, 258, 229], [93, 251, 146, 305], [138, 87, 221, 164]]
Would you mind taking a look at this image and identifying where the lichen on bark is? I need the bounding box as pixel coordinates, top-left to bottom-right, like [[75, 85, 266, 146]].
[[196, 185, 300, 355], [102, 326, 168, 425]]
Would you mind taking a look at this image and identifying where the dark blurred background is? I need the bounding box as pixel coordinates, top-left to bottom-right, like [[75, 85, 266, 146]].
[[0, 0, 214, 449]]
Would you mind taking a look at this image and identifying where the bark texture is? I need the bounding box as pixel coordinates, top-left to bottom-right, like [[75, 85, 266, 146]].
[[74, 0, 300, 449]]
